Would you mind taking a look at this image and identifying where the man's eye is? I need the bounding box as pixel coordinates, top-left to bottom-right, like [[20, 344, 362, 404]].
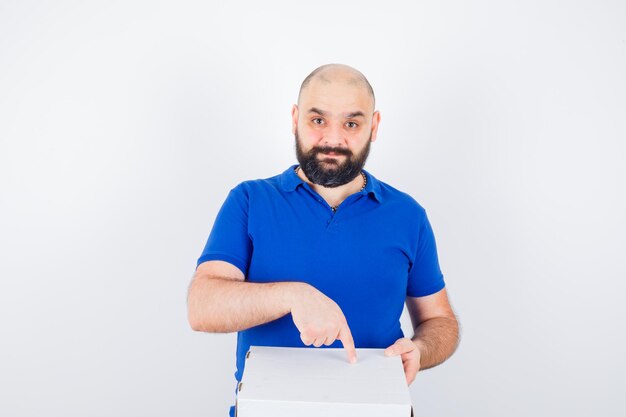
[[346, 121, 358, 128], [312, 118, 324, 125]]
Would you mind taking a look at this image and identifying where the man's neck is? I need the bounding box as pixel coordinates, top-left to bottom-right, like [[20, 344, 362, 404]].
[[296, 167, 365, 209]]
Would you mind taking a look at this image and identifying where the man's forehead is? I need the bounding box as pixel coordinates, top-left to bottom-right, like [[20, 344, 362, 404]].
[[298, 64, 375, 111], [299, 78, 374, 113]]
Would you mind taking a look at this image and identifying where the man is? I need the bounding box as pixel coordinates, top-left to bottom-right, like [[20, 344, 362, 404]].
[[188, 64, 460, 416]]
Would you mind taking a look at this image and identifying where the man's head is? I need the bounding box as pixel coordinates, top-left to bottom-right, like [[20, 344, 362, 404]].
[[292, 64, 381, 188]]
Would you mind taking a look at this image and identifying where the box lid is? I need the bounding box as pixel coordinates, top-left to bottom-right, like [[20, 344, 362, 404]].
[[237, 346, 412, 407]]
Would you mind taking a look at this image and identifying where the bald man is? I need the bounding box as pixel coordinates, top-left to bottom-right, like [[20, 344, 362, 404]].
[[188, 64, 460, 416]]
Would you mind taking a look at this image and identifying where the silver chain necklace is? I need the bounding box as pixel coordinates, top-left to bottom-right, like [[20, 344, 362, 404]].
[[294, 166, 367, 212]]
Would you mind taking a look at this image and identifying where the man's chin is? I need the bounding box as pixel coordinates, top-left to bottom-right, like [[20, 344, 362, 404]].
[[319, 160, 340, 168], [318, 162, 343, 173]]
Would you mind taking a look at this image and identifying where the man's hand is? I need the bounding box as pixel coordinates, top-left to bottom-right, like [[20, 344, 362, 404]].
[[384, 337, 422, 385], [289, 283, 357, 364]]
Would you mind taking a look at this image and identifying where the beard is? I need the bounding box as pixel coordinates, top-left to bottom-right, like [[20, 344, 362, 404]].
[[295, 130, 372, 188]]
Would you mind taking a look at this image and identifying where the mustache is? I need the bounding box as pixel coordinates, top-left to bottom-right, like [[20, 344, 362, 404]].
[[310, 146, 352, 157]]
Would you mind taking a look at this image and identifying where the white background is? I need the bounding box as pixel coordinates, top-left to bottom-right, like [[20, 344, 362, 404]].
[[1, 1, 625, 416]]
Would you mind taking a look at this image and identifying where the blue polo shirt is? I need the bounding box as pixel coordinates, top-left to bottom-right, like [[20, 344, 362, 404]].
[[197, 164, 445, 415]]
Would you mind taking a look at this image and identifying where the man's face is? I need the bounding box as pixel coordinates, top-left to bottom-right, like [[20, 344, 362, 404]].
[[292, 75, 380, 188], [295, 129, 372, 188]]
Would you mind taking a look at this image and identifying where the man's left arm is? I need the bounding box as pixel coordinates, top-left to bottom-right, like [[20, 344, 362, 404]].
[[384, 288, 460, 385]]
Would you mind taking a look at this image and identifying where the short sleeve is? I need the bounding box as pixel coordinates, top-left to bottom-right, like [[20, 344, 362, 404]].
[[406, 210, 446, 297], [196, 184, 252, 276]]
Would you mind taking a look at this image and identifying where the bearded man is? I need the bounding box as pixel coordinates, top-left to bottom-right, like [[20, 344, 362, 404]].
[[188, 64, 460, 417]]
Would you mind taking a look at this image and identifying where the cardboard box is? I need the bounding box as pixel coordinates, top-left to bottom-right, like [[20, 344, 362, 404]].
[[236, 346, 412, 417]]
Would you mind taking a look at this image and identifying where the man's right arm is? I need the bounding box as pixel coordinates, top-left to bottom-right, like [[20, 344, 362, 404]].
[[187, 260, 357, 362], [187, 260, 302, 333]]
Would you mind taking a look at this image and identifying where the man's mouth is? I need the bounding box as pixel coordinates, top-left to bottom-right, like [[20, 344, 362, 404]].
[[320, 151, 346, 157], [314, 147, 350, 161]]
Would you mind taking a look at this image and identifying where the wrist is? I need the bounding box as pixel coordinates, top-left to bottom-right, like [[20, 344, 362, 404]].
[[279, 281, 309, 313], [411, 338, 426, 358]]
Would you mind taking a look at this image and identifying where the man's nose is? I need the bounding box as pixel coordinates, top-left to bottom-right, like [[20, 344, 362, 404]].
[[323, 123, 346, 148]]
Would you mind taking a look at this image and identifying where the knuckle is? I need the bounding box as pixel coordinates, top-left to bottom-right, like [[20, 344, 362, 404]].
[[300, 333, 313, 345], [304, 325, 321, 337]]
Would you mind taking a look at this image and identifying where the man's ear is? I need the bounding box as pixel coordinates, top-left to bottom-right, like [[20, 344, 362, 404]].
[[370, 110, 381, 143], [291, 104, 299, 135]]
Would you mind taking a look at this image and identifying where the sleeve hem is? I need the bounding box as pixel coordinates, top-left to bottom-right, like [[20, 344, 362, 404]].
[[406, 277, 446, 298], [196, 252, 248, 277]]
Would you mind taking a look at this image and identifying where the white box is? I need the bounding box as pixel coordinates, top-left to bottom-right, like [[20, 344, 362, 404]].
[[236, 346, 412, 417]]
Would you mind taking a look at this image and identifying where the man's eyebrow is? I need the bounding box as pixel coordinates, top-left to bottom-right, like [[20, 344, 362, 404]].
[[307, 108, 366, 119], [307, 107, 327, 116]]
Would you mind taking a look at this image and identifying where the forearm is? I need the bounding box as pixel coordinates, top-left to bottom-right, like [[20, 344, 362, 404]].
[[187, 276, 304, 333], [411, 315, 460, 370]]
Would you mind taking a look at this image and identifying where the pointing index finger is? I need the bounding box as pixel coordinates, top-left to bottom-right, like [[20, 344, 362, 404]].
[[338, 323, 357, 364]]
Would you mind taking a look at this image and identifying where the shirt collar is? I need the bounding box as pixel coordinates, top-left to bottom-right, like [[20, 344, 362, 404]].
[[280, 164, 383, 203]]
